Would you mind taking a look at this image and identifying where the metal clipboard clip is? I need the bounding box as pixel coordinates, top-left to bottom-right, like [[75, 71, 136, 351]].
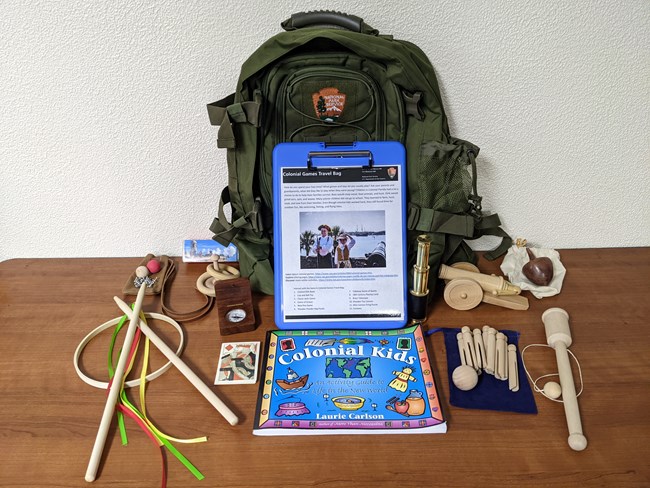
[[306, 150, 374, 170]]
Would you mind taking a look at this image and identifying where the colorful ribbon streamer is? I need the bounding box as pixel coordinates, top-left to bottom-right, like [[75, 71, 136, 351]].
[[107, 310, 206, 486]]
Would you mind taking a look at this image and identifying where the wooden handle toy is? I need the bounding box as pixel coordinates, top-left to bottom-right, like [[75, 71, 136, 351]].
[[85, 282, 147, 483], [113, 297, 239, 427], [541, 308, 587, 451]]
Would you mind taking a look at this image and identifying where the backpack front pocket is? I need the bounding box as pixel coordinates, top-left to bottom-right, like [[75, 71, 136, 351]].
[[279, 68, 385, 143]]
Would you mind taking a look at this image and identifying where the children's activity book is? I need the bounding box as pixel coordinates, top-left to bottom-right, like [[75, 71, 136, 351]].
[[253, 324, 446, 435]]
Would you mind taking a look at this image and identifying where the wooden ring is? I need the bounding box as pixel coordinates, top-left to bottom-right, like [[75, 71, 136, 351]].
[[206, 263, 240, 280], [196, 272, 217, 297]]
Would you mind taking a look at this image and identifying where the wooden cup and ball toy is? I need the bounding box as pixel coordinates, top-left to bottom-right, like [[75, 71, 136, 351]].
[[541, 307, 588, 451]]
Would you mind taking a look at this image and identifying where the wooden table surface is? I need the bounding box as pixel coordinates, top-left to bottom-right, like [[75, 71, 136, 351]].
[[0, 248, 649, 487]]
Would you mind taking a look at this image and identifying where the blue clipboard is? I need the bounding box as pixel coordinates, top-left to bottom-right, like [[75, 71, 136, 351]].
[[273, 141, 407, 330]]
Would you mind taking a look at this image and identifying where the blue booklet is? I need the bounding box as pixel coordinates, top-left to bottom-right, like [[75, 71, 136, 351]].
[[253, 324, 446, 435], [272, 141, 408, 330]]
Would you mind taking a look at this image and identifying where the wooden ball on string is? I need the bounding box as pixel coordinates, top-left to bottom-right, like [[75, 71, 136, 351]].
[[543, 381, 562, 399]]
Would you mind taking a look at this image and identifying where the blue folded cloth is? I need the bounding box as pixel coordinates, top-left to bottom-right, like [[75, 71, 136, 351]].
[[440, 327, 537, 414]]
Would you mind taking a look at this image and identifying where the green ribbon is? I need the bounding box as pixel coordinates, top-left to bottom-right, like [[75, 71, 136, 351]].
[[107, 311, 205, 481]]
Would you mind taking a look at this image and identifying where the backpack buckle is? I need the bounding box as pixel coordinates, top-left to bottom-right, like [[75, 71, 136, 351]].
[[469, 194, 483, 218]]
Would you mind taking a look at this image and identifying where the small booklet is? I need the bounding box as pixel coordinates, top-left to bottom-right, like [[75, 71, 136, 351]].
[[253, 324, 446, 435]]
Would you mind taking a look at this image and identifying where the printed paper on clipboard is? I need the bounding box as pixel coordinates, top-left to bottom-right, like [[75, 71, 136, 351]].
[[273, 141, 407, 330]]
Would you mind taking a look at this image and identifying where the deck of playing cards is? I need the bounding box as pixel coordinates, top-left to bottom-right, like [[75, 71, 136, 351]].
[[214, 342, 261, 385]]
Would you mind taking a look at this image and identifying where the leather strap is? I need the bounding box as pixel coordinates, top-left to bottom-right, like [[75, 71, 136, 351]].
[[160, 258, 214, 322]]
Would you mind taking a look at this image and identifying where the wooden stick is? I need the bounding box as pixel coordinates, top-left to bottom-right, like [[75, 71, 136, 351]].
[[113, 297, 239, 427], [85, 283, 147, 483]]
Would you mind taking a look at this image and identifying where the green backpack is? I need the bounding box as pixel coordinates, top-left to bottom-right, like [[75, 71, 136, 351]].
[[207, 11, 510, 296]]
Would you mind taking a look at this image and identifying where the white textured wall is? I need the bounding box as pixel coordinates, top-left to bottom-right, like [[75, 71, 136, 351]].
[[1, 1, 649, 261]]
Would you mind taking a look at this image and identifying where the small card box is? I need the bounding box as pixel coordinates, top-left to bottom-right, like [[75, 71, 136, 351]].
[[214, 278, 256, 335]]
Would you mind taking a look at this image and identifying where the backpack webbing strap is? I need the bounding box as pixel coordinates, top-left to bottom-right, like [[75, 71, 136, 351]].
[[465, 149, 512, 260], [207, 95, 261, 148], [209, 188, 262, 245], [475, 214, 512, 261], [407, 204, 475, 237]]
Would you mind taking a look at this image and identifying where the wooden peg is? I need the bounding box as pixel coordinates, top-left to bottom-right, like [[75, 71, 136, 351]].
[[461, 326, 479, 371], [503, 334, 509, 380], [473, 329, 486, 371], [456, 333, 468, 366], [486, 327, 497, 375], [508, 344, 519, 392], [495, 332, 507, 380], [482, 325, 490, 351]]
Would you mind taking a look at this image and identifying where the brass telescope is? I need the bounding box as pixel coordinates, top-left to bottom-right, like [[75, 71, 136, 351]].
[[409, 235, 431, 321]]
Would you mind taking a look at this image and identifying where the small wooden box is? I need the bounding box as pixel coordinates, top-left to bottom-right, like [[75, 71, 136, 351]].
[[214, 278, 256, 335]]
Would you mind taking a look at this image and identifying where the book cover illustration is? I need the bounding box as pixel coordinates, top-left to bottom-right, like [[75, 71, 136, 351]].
[[254, 324, 446, 435]]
